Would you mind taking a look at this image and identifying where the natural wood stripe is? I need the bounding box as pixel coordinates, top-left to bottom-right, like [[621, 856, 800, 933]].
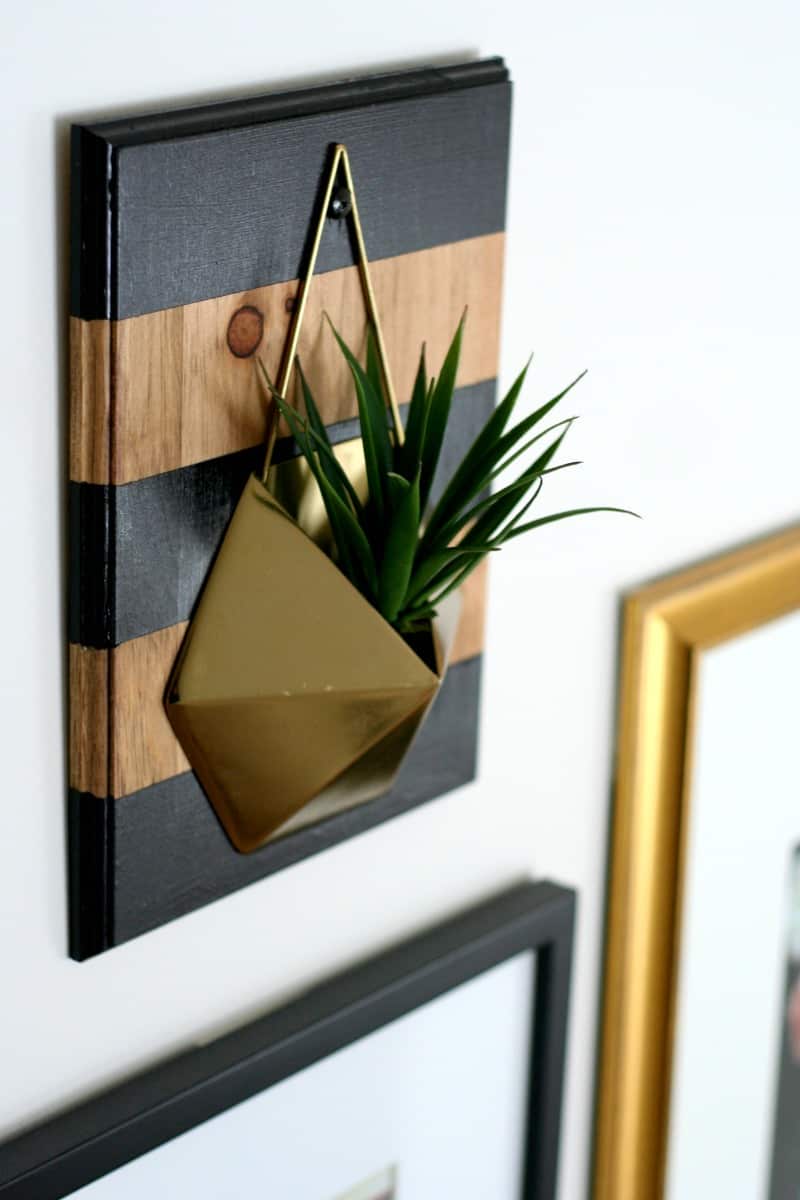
[[70, 234, 505, 485], [450, 559, 488, 665], [69, 569, 487, 799], [69, 644, 109, 797], [110, 624, 191, 797], [70, 319, 111, 483]]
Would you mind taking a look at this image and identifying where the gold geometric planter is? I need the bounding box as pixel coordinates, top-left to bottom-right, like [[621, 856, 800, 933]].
[[167, 141, 459, 853], [166, 474, 459, 853]]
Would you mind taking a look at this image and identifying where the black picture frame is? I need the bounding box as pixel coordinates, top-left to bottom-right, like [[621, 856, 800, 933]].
[[0, 881, 575, 1200]]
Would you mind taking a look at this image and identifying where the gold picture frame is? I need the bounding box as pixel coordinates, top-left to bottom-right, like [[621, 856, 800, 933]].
[[594, 524, 800, 1199]]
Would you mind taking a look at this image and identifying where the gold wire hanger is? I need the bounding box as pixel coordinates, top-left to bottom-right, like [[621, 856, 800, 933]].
[[261, 143, 404, 482]]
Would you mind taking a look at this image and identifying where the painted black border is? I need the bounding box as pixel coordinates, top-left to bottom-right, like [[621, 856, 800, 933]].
[[71, 57, 510, 319], [0, 881, 576, 1200]]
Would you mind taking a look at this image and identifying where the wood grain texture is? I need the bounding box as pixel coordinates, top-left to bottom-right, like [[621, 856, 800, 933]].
[[72, 234, 504, 485], [73, 68, 510, 319], [69, 319, 111, 482], [110, 624, 190, 796], [451, 559, 489, 665], [68, 644, 109, 796], [73, 568, 486, 800]]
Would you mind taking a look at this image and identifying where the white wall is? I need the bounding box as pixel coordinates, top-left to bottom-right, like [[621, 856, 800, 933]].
[[2, 3, 799, 1197]]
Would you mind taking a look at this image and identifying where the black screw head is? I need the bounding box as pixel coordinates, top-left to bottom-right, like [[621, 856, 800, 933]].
[[330, 186, 352, 219]]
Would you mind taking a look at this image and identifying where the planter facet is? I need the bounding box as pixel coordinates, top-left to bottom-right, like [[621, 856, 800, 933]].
[[166, 475, 458, 852]]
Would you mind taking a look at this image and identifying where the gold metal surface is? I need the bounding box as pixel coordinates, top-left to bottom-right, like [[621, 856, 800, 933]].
[[593, 525, 800, 1199], [261, 142, 403, 479], [166, 476, 459, 853], [267, 437, 367, 551], [338, 147, 402, 442]]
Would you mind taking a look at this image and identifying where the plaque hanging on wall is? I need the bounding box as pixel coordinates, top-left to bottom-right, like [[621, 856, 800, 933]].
[[67, 58, 512, 959]]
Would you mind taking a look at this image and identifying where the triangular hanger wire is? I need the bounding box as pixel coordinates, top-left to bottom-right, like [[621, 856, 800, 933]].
[[261, 143, 404, 482]]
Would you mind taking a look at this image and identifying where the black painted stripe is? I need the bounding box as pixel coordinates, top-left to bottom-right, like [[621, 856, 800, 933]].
[[69, 380, 496, 648], [83, 60, 509, 148], [68, 482, 114, 649], [67, 792, 114, 963], [72, 68, 511, 319], [69, 654, 482, 958]]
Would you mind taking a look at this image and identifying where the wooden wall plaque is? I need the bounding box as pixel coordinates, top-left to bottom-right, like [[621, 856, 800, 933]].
[[68, 58, 512, 959]]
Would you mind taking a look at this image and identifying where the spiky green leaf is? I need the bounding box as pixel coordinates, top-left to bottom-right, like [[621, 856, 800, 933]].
[[423, 368, 585, 547], [311, 460, 379, 598], [327, 319, 392, 530], [396, 344, 428, 479], [405, 543, 496, 610], [379, 470, 421, 622], [424, 422, 573, 554], [265, 373, 360, 520], [423, 355, 531, 543], [293, 364, 364, 517], [504, 506, 640, 540], [270, 391, 377, 597], [418, 314, 465, 512], [385, 471, 410, 512]]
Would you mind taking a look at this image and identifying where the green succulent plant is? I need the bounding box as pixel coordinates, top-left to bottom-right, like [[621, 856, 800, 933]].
[[258, 316, 633, 635]]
